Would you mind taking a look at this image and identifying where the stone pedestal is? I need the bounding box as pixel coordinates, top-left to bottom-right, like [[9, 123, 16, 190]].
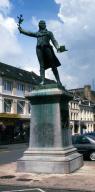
[[17, 84, 83, 174]]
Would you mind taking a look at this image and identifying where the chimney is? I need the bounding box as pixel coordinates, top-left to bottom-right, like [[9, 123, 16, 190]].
[[84, 85, 91, 100]]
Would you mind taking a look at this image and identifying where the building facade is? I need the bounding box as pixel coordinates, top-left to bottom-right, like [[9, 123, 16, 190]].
[[0, 62, 40, 144], [69, 85, 95, 134], [0, 62, 56, 144], [0, 62, 95, 142]]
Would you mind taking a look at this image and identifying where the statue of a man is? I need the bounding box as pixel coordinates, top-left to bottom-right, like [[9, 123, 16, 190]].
[[18, 20, 66, 86]]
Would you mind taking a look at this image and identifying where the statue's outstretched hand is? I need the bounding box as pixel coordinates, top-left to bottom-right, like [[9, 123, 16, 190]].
[[18, 26, 22, 33], [17, 14, 24, 33]]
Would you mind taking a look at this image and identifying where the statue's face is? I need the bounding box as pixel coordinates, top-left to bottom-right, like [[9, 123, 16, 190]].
[[39, 21, 46, 30]]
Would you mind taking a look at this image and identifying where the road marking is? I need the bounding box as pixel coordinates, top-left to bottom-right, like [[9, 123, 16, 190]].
[[0, 150, 10, 153], [1, 188, 46, 192]]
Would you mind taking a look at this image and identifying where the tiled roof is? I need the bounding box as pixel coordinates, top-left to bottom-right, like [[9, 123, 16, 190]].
[[0, 62, 55, 85]]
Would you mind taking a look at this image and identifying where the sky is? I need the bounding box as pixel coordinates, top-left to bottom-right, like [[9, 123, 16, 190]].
[[0, 0, 95, 89]]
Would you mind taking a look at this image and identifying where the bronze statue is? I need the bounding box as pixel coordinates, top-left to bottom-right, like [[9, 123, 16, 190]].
[[18, 16, 67, 86]]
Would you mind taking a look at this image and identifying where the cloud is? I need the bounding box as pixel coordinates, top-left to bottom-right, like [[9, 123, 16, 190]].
[[0, 0, 11, 15], [0, 0, 22, 63], [31, 16, 38, 29], [0, 0, 94, 89], [0, 0, 10, 9], [1, 16, 17, 34], [49, 0, 95, 88]]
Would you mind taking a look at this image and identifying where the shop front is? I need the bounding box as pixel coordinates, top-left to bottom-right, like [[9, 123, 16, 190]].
[[0, 113, 30, 145]]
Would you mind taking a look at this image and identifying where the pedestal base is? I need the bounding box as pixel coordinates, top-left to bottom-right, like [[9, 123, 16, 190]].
[[17, 85, 83, 174], [17, 146, 83, 174]]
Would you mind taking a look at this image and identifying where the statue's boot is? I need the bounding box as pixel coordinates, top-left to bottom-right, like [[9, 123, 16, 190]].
[[40, 69, 45, 85], [52, 67, 62, 86], [40, 81, 45, 85]]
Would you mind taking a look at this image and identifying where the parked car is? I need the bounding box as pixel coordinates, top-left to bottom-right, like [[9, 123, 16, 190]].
[[72, 134, 95, 160], [84, 132, 95, 137]]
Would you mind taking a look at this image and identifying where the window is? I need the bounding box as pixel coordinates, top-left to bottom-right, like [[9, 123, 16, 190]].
[[4, 99, 12, 113], [28, 85, 32, 92], [28, 103, 31, 114], [17, 100, 25, 114], [77, 136, 90, 144], [3, 80, 13, 91], [71, 112, 73, 120], [17, 83, 25, 91]]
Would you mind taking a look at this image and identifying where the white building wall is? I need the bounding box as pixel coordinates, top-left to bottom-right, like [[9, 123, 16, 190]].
[[69, 100, 94, 134], [0, 96, 3, 113], [0, 77, 3, 113], [0, 76, 31, 118], [0, 77, 3, 93]]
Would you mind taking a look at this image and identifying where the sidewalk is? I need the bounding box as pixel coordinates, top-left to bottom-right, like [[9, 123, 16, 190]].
[[0, 144, 95, 192], [0, 143, 28, 150]]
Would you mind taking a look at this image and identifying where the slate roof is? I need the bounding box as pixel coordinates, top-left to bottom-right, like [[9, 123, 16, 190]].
[[69, 88, 84, 98], [69, 86, 95, 104], [0, 62, 55, 85], [80, 100, 95, 107]]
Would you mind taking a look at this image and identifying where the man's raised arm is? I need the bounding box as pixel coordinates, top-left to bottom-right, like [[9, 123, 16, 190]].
[[18, 26, 37, 37]]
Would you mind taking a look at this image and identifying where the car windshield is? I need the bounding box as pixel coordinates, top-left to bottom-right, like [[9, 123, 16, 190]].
[[86, 135, 95, 144]]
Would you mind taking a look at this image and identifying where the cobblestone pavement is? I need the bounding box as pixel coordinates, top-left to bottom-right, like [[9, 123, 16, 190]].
[[0, 161, 95, 192], [0, 144, 95, 192]]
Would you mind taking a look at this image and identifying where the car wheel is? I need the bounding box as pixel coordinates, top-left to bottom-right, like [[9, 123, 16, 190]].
[[90, 152, 95, 161]]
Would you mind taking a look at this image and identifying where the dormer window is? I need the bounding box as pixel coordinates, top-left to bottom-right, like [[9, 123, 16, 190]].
[[6, 69, 10, 72], [1, 72, 4, 75], [19, 73, 23, 76]]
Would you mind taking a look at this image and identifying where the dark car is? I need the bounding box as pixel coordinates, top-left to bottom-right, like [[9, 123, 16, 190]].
[[84, 132, 95, 137], [72, 134, 95, 160]]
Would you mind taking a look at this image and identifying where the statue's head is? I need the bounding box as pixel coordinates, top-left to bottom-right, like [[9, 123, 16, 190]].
[[39, 20, 46, 30]]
